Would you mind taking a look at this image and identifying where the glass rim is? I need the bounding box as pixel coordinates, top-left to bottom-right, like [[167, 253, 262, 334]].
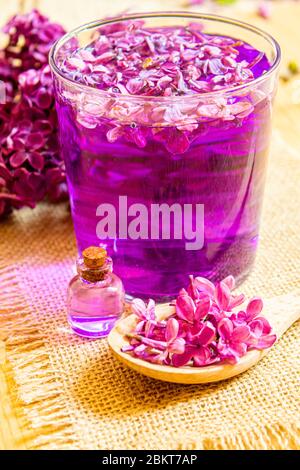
[[49, 11, 281, 101]]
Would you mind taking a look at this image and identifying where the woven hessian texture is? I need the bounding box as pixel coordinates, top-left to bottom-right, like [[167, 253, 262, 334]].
[[0, 132, 299, 450]]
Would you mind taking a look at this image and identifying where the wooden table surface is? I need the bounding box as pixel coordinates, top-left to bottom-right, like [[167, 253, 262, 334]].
[[0, 0, 299, 450]]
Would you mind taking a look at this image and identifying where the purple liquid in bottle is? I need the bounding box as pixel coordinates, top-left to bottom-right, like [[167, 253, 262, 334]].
[[52, 18, 278, 301], [67, 247, 125, 338]]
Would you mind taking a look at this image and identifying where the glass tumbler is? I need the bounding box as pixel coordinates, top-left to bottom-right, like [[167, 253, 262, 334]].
[[50, 12, 281, 302]]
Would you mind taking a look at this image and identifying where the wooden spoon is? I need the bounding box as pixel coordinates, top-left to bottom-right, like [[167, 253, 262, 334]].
[[108, 292, 300, 384]]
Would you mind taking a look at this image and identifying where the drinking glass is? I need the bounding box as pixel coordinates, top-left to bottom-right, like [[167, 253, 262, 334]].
[[50, 12, 281, 301]]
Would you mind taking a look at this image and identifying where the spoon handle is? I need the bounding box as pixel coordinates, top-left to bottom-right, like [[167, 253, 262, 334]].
[[263, 291, 300, 338]]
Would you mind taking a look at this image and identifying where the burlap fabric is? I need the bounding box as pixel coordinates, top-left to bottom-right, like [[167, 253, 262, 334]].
[[0, 131, 299, 450]]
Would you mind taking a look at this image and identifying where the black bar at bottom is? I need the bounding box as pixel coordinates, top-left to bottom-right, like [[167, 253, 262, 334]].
[[0, 450, 298, 466]]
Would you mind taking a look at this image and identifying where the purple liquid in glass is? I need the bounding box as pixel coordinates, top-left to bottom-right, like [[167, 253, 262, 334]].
[[51, 18, 278, 302]]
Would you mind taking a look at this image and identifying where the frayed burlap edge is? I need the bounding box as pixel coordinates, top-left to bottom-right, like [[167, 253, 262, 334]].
[[0, 262, 75, 450], [178, 422, 300, 450]]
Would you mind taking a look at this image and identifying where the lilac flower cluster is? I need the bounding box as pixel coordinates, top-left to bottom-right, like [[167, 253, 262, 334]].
[[123, 275, 276, 367], [0, 10, 67, 218]]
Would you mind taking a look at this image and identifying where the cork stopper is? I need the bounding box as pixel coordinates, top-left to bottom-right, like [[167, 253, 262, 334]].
[[82, 246, 107, 269]]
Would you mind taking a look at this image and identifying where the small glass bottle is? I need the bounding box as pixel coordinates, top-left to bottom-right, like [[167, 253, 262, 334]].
[[67, 246, 125, 338]]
